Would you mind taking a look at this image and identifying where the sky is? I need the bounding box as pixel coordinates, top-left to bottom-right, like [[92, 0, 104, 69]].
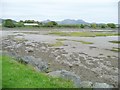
[[0, 0, 119, 23]]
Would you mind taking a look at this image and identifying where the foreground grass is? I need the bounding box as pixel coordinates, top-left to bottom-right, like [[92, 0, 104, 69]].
[[49, 32, 119, 37], [2, 55, 74, 88]]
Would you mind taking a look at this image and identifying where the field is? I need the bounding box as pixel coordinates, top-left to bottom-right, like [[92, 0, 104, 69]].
[[1, 28, 119, 88]]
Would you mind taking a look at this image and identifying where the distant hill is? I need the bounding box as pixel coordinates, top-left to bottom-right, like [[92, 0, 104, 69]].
[[118, 18, 120, 24], [57, 19, 89, 25], [0, 19, 3, 23], [41, 19, 89, 25], [42, 19, 51, 23]]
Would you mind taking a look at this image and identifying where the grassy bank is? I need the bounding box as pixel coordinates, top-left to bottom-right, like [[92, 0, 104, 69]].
[[49, 32, 119, 37], [2, 55, 74, 88]]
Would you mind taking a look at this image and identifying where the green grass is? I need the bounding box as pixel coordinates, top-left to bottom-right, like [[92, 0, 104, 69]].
[[13, 38, 28, 43], [56, 39, 93, 44], [56, 39, 68, 41], [109, 41, 120, 44], [71, 40, 93, 44], [48, 41, 64, 47], [2, 55, 74, 88], [110, 47, 120, 52], [49, 32, 119, 37]]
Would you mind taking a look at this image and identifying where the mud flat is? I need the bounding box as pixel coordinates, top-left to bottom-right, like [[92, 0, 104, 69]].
[[1, 30, 119, 88]]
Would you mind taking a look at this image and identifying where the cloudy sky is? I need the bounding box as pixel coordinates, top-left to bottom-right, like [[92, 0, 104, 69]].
[[1, 0, 119, 23]]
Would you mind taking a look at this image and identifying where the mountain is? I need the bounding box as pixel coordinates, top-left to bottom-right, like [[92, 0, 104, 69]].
[[0, 19, 3, 23], [57, 19, 89, 25], [42, 19, 51, 23], [118, 17, 120, 24]]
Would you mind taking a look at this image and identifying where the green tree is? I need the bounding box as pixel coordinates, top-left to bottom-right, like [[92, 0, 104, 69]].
[[46, 21, 58, 27], [20, 20, 24, 23], [100, 24, 107, 28], [15, 22, 24, 27], [107, 23, 116, 28], [80, 24, 85, 28], [91, 23, 97, 29], [24, 20, 35, 23], [3, 19, 15, 28]]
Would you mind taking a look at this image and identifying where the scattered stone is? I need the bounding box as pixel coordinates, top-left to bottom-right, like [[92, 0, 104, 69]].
[[5, 46, 14, 49], [93, 82, 114, 88], [64, 44, 68, 46], [73, 62, 79, 66], [26, 47, 34, 52], [41, 46, 46, 50], [99, 53, 104, 55], [15, 44, 22, 49], [25, 41, 35, 47], [80, 81, 93, 88], [54, 48, 61, 50], [89, 46, 97, 49], [48, 70, 81, 88], [68, 63, 73, 68], [16, 33, 24, 36], [72, 46, 76, 48]]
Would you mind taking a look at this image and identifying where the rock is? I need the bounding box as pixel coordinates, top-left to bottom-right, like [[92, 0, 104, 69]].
[[26, 47, 34, 52], [16, 56, 49, 72], [72, 47, 76, 48], [62, 52, 68, 54], [5, 46, 14, 49], [16, 56, 34, 64], [80, 81, 93, 88], [89, 46, 97, 49], [16, 33, 24, 36], [41, 46, 46, 50], [64, 44, 68, 46], [64, 61, 73, 68], [25, 41, 35, 47], [37, 62, 49, 72], [48, 70, 81, 87], [15, 44, 22, 49], [93, 82, 114, 88]]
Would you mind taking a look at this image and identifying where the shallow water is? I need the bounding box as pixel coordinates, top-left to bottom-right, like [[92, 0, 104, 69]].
[[22, 33, 119, 57], [1, 30, 119, 57]]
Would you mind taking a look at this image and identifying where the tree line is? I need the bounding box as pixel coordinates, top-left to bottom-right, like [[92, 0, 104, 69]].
[[2, 19, 117, 29]]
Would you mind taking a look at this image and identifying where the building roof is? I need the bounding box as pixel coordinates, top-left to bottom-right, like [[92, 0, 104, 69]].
[[24, 23, 38, 26]]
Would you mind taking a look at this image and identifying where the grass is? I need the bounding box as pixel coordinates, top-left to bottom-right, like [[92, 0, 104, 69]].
[[49, 32, 119, 37], [56, 39, 93, 44], [13, 37, 28, 43], [2, 55, 74, 88], [48, 41, 64, 47], [56, 39, 68, 41], [109, 41, 120, 44], [71, 40, 93, 44], [110, 47, 120, 52]]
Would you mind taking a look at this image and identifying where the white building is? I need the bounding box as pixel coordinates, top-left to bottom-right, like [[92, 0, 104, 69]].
[[24, 23, 39, 26]]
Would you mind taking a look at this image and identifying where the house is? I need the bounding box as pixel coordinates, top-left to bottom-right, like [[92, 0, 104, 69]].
[[24, 23, 39, 26]]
